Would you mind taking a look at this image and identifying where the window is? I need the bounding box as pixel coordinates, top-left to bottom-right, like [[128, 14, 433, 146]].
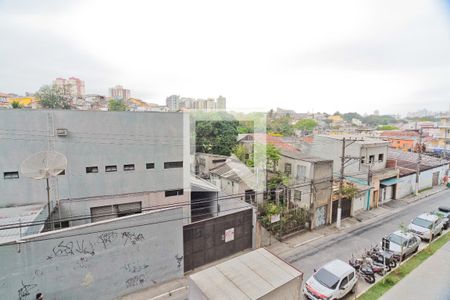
[[378, 154, 384, 162], [90, 202, 142, 222], [123, 164, 135, 171], [105, 165, 117, 172], [294, 190, 302, 201], [361, 156, 365, 164], [297, 165, 306, 179], [4, 171, 19, 179], [146, 163, 155, 169], [58, 169, 65, 175], [285, 163, 292, 176], [348, 272, 354, 281], [165, 189, 184, 197], [369, 155, 375, 163], [340, 276, 349, 288], [117, 202, 142, 217], [212, 159, 226, 164], [86, 166, 98, 174], [54, 220, 70, 229], [164, 161, 183, 169]]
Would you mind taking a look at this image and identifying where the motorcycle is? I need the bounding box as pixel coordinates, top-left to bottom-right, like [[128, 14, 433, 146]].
[[349, 255, 376, 284], [363, 255, 390, 275], [368, 245, 397, 268]]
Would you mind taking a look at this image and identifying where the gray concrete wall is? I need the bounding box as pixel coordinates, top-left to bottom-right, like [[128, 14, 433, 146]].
[[0, 207, 184, 300], [0, 110, 188, 214]]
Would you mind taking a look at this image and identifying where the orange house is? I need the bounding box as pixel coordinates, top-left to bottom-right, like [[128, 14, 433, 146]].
[[380, 131, 419, 152]]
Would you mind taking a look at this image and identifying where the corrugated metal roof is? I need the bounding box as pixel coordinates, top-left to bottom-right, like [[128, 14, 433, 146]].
[[191, 175, 220, 192], [0, 204, 46, 244], [190, 248, 302, 300]]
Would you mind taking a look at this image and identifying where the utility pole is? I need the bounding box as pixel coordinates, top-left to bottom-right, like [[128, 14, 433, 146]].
[[336, 137, 365, 229], [337, 138, 346, 229], [367, 164, 372, 210], [415, 128, 423, 195]]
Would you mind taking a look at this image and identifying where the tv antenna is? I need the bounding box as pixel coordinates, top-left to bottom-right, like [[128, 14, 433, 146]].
[[20, 151, 67, 230]]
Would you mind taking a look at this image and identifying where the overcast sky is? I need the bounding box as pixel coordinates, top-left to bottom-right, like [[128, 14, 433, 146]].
[[1, 0, 450, 115]]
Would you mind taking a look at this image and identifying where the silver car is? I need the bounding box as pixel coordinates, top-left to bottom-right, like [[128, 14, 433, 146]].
[[384, 230, 420, 260]]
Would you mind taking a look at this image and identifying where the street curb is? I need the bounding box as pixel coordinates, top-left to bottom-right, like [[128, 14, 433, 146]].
[[276, 187, 449, 257]]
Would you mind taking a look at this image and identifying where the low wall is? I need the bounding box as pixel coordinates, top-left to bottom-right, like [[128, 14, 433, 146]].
[[0, 207, 184, 300]]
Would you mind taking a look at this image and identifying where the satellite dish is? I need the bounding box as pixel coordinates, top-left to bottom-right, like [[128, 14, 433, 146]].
[[20, 151, 67, 231], [21, 151, 67, 179]]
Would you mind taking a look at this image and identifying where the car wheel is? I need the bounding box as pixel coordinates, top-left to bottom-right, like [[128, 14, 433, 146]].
[[351, 282, 357, 294], [413, 246, 418, 253]]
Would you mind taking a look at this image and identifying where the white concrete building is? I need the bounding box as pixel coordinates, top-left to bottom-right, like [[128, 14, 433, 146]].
[[0, 110, 190, 231]]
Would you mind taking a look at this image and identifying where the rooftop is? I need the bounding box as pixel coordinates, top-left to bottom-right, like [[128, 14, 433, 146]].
[[322, 259, 354, 278], [189, 248, 302, 299], [0, 204, 46, 244], [316, 135, 389, 146], [388, 148, 449, 176]]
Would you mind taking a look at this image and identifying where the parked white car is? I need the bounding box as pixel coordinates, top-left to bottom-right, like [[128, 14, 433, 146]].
[[408, 213, 444, 241], [304, 259, 357, 300]]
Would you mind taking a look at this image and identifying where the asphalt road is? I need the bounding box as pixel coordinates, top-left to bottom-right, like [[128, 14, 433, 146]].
[[283, 189, 450, 297]]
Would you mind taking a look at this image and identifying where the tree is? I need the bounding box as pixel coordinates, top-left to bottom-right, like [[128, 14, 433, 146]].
[[108, 99, 128, 111], [266, 143, 281, 173], [36, 85, 71, 109], [267, 115, 295, 136], [195, 120, 239, 156], [378, 125, 399, 130], [295, 118, 317, 133], [233, 144, 247, 162], [11, 101, 23, 109]]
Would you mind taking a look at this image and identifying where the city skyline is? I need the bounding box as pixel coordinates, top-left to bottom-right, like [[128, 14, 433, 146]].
[[1, 0, 450, 114]]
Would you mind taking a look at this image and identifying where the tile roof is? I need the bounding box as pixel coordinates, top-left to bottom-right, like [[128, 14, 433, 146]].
[[238, 133, 299, 152]]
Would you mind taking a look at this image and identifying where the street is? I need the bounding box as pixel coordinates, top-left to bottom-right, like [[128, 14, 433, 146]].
[[281, 189, 450, 297]]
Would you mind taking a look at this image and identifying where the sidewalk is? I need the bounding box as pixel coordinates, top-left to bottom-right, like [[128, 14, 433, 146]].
[[380, 241, 450, 300], [267, 185, 447, 257]]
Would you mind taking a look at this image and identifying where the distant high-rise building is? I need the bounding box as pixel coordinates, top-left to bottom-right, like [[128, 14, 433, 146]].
[[53, 77, 85, 98], [109, 85, 131, 101], [217, 96, 226, 110], [166, 95, 180, 111], [206, 98, 216, 111]]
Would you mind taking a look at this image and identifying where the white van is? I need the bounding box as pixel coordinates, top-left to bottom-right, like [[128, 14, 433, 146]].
[[303, 259, 357, 300]]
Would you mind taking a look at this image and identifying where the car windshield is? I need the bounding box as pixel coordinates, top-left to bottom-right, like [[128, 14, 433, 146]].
[[412, 217, 433, 229], [388, 234, 407, 247], [313, 268, 340, 290]]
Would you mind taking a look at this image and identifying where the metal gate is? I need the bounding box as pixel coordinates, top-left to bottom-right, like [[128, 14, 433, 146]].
[[183, 208, 253, 272], [331, 199, 352, 223]]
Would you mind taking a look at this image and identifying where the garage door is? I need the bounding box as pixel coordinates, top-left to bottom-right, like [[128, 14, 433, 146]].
[[331, 199, 352, 223]]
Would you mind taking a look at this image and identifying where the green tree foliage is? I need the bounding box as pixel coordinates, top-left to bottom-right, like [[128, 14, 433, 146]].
[[342, 112, 363, 122], [267, 115, 295, 136], [11, 101, 23, 109], [266, 143, 281, 172], [363, 115, 397, 126], [36, 85, 71, 109], [195, 120, 239, 156], [378, 125, 399, 130], [108, 99, 128, 111], [232, 144, 247, 162], [295, 118, 317, 132]]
